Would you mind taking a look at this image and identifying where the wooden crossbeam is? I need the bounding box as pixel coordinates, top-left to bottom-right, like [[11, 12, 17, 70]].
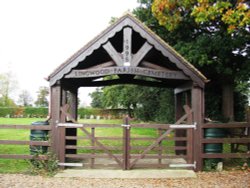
[[103, 42, 123, 66], [141, 61, 169, 71], [131, 43, 152, 67]]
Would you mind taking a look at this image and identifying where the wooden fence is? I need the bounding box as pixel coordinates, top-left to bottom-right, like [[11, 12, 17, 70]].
[[0, 124, 51, 160], [0, 121, 249, 170], [201, 122, 250, 160]]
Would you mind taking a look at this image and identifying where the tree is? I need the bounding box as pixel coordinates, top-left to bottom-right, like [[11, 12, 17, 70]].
[[102, 85, 139, 117], [0, 72, 17, 107], [152, 0, 250, 33], [133, 0, 250, 121], [89, 88, 104, 108], [18, 90, 33, 106], [35, 86, 49, 107]]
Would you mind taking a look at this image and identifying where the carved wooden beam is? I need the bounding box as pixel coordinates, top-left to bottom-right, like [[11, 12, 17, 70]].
[[131, 42, 152, 67], [103, 42, 123, 66], [66, 66, 190, 80], [123, 27, 132, 66]]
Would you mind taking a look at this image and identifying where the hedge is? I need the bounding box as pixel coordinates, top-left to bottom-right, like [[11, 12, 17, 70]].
[[0, 107, 48, 118], [0, 107, 127, 119]]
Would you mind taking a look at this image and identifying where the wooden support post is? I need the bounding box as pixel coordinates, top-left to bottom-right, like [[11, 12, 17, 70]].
[[175, 92, 186, 155], [50, 85, 61, 155], [192, 84, 204, 171]]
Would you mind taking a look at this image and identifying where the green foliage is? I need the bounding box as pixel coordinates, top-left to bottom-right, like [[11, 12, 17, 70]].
[[24, 107, 48, 118], [152, 0, 250, 33], [134, 0, 249, 120], [0, 71, 18, 107], [28, 152, 58, 176], [89, 88, 104, 108], [0, 107, 16, 117], [89, 84, 174, 123], [0, 107, 48, 118], [78, 107, 100, 118], [35, 86, 49, 107]]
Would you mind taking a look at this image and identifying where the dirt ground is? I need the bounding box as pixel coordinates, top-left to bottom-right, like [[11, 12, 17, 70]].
[[0, 171, 249, 188]]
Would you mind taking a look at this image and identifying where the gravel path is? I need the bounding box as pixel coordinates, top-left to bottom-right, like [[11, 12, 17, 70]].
[[0, 171, 249, 188]]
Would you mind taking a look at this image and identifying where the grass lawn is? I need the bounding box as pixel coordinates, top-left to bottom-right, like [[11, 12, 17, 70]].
[[0, 118, 46, 173]]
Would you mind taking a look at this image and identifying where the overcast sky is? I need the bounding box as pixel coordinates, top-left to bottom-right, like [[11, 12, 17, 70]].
[[0, 0, 139, 106]]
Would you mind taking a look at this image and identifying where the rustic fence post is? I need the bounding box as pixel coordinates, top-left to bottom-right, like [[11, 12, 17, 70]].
[[57, 125, 66, 169], [91, 127, 95, 168]]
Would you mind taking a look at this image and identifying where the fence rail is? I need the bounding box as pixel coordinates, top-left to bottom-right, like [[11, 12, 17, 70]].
[[0, 124, 52, 160], [202, 122, 250, 160]]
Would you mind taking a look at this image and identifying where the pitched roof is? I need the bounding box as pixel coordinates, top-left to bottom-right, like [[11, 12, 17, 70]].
[[47, 13, 208, 87]]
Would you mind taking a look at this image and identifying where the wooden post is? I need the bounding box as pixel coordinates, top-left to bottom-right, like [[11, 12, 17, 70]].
[[50, 84, 62, 156], [91, 127, 95, 168], [175, 92, 186, 155], [65, 87, 78, 154], [192, 84, 204, 171], [123, 116, 130, 170]]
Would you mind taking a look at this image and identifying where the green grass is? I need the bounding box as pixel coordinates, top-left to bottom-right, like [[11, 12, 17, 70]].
[[0, 118, 46, 173]]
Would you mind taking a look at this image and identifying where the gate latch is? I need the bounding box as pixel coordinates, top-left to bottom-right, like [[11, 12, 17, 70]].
[[121, 124, 131, 129]]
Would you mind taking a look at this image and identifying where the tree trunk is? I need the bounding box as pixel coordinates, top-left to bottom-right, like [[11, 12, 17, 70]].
[[222, 83, 234, 121]]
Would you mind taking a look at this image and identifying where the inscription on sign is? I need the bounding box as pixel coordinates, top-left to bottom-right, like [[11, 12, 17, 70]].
[[66, 67, 189, 80]]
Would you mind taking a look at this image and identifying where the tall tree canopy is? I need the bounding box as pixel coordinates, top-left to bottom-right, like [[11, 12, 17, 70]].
[[0, 72, 17, 107], [18, 90, 33, 106], [35, 86, 49, 107], [152, 0, 250, 33], [133, 0, 249, 121]]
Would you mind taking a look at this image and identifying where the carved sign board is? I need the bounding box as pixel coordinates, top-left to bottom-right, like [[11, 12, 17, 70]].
[[66, 67, 189, 80]]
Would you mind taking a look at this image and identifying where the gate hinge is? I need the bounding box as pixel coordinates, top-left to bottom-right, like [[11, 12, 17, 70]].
[[169, 161, 196, 169], [170, 122, 197, 130], [121, 124, 131, 129]]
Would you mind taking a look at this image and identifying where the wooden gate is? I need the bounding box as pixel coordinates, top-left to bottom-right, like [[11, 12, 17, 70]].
[[57, 105, 195, 170]]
